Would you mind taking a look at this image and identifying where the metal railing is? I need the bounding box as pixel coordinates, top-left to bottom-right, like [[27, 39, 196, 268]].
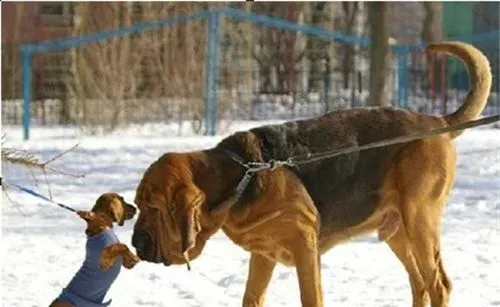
[[13, 8, 500, 140]]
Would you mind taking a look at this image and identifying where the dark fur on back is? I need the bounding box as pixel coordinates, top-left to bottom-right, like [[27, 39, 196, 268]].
[[217, 107, 445, 235]]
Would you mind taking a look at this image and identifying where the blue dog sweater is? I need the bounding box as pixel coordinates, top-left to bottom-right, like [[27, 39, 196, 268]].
[[57, 229, 122, 307]]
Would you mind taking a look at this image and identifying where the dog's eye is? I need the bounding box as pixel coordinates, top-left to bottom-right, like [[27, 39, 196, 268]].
[[147, 204, 161, 214]]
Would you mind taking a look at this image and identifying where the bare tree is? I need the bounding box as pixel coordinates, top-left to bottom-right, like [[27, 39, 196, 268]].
[[2, 133, 84, 209], [368, 2, 390, 107], [340, 2, 360, 89], [1, 3, 25, 100], [69, 2, 143, 133], [138, 2, 207, 133], [247, 3, 309, 94], [421, 2, 443, 43], [306, 2, 334, 92], [421, 2, 444, 103]]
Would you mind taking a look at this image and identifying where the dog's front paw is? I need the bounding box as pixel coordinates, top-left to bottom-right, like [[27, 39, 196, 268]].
[[123, 254, 140, 269], [100, 249, 115, 271]]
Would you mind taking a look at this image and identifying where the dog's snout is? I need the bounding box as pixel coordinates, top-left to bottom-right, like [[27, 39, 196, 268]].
[[132, 230, 149, 255], [128, 205, 137, 214], [125, 204, 137, 219]]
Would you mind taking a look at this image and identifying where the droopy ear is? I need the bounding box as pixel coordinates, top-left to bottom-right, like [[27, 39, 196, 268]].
[[111, 203, 125, 226], [213, 132, 267, 212], [176, 184, 204, 255], [235, 132, 266, 205], [236, 132, 265, 164]]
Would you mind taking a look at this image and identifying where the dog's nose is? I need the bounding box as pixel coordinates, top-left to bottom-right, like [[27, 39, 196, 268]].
[[132, 230, 149, 255]]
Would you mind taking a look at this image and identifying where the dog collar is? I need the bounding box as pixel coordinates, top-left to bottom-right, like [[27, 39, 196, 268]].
[[218, 149, 256, 204]]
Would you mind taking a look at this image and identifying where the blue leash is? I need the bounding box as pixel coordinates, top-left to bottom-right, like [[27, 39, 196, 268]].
[[9, 183, 77, 213]]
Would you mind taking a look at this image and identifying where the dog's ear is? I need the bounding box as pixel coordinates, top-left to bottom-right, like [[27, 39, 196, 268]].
[[235, 132, 265, 163], [110, 203, 125, 226], [214, 132, 267, 211], [236, 132, 266, 205], [175, 184, 204, 256]]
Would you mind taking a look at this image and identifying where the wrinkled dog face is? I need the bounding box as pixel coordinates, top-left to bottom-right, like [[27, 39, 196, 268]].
[[132, 154, 208, 269]]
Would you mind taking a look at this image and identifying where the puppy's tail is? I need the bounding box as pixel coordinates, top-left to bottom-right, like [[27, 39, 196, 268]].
[[427, 41, 492, 139]]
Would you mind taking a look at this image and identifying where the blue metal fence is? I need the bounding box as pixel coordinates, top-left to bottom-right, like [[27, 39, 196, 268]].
[[204, 11, 222, 136], [18, 8, 500, 140]]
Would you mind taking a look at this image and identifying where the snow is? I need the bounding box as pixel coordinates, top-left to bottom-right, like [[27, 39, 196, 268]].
[[1, 121, 499, 307]]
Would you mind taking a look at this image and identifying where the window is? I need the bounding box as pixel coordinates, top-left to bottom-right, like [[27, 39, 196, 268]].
[[40, 3, 64, 15], [40, 2, 74, 27]]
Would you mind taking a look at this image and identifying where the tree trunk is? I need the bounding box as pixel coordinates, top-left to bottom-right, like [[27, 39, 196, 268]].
[[307, 2, 328, 92], [368, 2, 390, 107], [421, 2, 443, 43], [341, 2, 359, 90], [422, 2, 444, 104]]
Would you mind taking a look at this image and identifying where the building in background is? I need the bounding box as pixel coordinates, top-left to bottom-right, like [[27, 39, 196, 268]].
[[2, 2, 498, 123], [443, 2, 499, 91], [2, 2, 74, 101]]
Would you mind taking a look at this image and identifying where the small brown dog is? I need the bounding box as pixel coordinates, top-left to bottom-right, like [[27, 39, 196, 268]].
[[49, 193, 140, 307]]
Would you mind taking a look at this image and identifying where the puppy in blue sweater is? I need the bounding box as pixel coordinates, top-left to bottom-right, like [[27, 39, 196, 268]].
[[49, 193, 140, 307]]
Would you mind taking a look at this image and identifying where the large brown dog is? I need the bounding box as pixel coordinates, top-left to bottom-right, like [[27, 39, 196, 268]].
[[132, 42, 491, 307]]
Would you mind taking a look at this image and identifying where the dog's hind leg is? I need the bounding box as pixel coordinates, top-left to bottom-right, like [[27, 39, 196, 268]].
[[406, 210, 452, 307], [386, 229, 430, 307], [378, 163, 429, 306], [242, 253, 276, 307], [395, 138, 455, 307]]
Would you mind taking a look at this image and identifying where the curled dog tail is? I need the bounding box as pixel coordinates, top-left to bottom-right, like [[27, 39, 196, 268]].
[[427, 41, 492, 139]]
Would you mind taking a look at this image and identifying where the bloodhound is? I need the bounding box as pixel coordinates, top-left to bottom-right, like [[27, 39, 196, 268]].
[[131, 42, 491, 307]]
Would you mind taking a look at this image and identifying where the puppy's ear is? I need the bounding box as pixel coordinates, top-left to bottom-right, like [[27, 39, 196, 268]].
[[107, 202, 125, 226], [112, 208, 125, 226]]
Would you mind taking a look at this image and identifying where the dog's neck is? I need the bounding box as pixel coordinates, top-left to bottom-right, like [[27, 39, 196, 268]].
[[191, 149, 247, 215], [85, 214, 114, 237], [85, 226, 111, 237]]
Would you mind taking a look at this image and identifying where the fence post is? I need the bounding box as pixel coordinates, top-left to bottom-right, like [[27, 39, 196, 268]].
[[21, 46, 32, 141], [396, 48, 409, 109], [204, 11, 221, 136]]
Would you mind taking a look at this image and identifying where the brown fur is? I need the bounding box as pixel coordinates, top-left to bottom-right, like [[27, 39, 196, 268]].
[[132, 41, 492, 307], [49, 193, 139, 307]]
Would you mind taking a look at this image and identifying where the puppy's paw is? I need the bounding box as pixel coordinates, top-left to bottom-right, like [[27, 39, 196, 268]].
[[100, 249, 115, 271], [123, 254, 140, 269]]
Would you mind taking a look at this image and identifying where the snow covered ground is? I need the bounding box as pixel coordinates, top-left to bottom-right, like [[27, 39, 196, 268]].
[[1, 121, 499, 307]]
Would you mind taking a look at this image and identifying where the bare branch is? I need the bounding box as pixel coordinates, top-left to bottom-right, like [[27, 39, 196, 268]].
[[1, 184, 27, 216], [42, 143, 80, 166], [2, 135, 86, 195]]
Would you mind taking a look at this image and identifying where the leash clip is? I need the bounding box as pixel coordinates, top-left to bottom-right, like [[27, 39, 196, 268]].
[[268, 158, 294, 171]]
